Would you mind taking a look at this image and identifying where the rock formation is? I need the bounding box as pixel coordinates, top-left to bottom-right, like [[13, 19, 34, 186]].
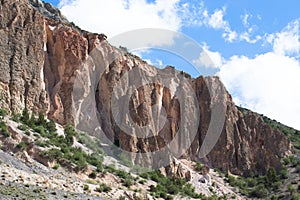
[[0, 0, 293, 177]]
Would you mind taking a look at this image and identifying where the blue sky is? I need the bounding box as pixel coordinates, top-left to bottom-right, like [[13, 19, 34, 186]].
[[43, 0, 300, 130]]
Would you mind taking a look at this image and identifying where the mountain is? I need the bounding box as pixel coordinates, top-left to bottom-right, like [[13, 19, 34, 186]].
[[0, 0, 299, 199]]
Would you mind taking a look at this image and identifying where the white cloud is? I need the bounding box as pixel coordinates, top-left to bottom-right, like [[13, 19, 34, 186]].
[[239, 32, 262, 44], [202, 7, 238, 42], [242, 13, 250, 27], [271, 20, 300, 55], [192, 44, 223, 68], [218, 19, 300, 129], [204, 8, 228, 29], [219, 52, 300, 130], [59, 0, 182, 46]]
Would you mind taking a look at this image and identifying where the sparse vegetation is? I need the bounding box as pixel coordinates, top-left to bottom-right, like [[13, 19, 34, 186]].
[[83, 184, 89, 191], [0, 120, 10, 137], [16, 141, 27, 150], [0, 108, 8, 118], [195, 162, 203, 171], [226, 166, 290, 198], [237, 106, 300, 150], [142, 170, 204, 199], [95, 183, 112, 193]]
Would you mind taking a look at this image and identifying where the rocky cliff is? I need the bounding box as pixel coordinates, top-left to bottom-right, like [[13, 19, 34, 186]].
[[0, 0, 293, 176]]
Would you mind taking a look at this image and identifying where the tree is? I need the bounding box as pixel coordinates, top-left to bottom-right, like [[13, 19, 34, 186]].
[[28, 112, 35, 128], [21, 108, 30, 124], [266, 167, 278, 186], [36, 112, 46, 127], [64, 125, 76, 146], [46, 119, 57, 133]]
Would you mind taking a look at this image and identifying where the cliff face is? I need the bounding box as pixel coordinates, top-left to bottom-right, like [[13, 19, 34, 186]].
[[0, 0, 293, 176]]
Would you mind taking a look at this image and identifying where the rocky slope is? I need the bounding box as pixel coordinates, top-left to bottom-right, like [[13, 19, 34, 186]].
[[0, 0, 294, 179]]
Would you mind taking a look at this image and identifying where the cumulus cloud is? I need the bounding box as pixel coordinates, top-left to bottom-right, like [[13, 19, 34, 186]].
[[192, 44, 223, 68], [202, 8, 262, 43], [59, 0, 263, 44], [271, 20, 300, 55], [202, 7, 238, 42], [59, 0, 182, 46], [218, 19, 300, 129]]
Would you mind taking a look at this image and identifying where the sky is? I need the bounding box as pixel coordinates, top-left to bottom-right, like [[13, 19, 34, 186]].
[[44, 0, 300, 130]]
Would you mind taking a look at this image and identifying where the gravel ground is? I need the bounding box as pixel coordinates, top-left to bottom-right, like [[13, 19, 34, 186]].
[[0, 150, 111, 200]]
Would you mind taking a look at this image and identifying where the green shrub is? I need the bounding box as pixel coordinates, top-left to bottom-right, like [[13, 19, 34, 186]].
[[35, 140, 48, 147], [0, 109, 7, 117], [52, 164, 60, 170], [33, 125, 46, 136], [250, 184, 268, 198], [182, 183, 204, 198], [18, 125, 29, 131], [46, 119, 57, 133], [0, 121, 10, 137], [195, 162, 203, 171], [11, 113, 20, 122], [86, 153, 103, 167], [88, 171, 97, 179], [64, 125, 76, 146], [95, 183, 111, 193], [40, 148, 63, 161], [118, 196, 126, 200], [16, 141, 27, 150], [279, 167, 288, 179], [227, 175, 236, 185], [288, 184, 296, 193], [291, 193, 300, 200], [246, 177, 256, 187], [122, 178, 133, 188], [21, 108, 30, 124], [28, 113, 35, 128], [83, 184, 89, 191], [36, 112, 46, 127], [24, 130, 31, 136], [77, 133, 103, 154], [266, 167, 279, 186]]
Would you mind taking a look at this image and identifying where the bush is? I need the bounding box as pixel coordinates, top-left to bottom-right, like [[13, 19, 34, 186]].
[[52, 164, 60, 170], [16, 141, 27, 150], [279, 167, 288, 179], [86, 153, 103, 168], [11, 113, 20, 122], [18, 125, 29, 131], [40, 148, 63, 161], [83, 184, 89, 191], [46, 119, 57, 133], [21, 108, 30, 124], [95, 183, 112, 193], [195, 162, 203, 171], [0, 121, 10, 137], [266, 167, 278, 186], [122, 178, 133, 188], [33, 125, 46, 136], [24, 130, 31, 136], [36, 112, 46, 127], [250, 184, 268, 198], [88, 171, 97, 179], [0, 109, 7, 118], [228, 175, 236, 185], [64, 125, 76, 146]]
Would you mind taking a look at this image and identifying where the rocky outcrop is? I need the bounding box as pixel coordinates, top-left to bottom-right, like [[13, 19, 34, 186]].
[[0, 0, 293, 177], [0, 0, 49, 114]]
